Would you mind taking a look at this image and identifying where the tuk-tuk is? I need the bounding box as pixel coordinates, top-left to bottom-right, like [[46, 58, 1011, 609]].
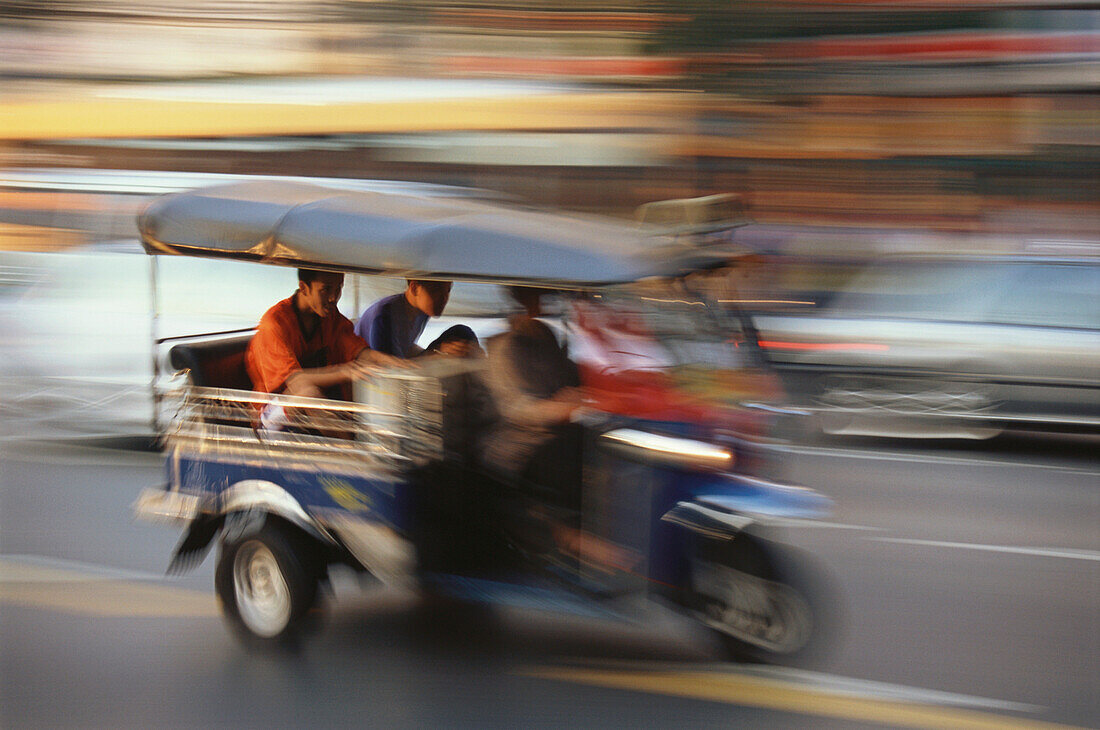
[[132, 180, 832, 661]]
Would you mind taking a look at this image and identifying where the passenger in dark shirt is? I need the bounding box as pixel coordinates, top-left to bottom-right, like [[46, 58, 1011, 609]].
[[356, 280, 479, 359]]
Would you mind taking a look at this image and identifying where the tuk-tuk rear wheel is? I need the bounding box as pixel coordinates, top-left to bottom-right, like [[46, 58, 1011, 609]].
[[215, 519, 321, 646]]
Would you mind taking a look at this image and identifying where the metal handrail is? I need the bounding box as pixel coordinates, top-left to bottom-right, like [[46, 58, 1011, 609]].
[[161, 371, 445, 469]]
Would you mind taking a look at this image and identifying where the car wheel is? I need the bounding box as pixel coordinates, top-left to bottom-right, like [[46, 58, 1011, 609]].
[[215, 519, 322, 647]]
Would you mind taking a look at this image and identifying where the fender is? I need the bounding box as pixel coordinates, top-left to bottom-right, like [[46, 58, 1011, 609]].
[[219, 479, 336, 546], [661, 501, 755, 541], [167, 479, 336, 574], [661, 474, 832, 541]]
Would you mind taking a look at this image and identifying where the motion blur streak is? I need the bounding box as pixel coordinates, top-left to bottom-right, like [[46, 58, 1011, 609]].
[[0, 91, 676, 140], [0, 1, 1097, 728]]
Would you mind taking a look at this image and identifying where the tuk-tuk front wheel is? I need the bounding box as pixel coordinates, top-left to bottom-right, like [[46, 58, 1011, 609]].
[[690, 535, 815, 664], [215, 519, 321, 646]]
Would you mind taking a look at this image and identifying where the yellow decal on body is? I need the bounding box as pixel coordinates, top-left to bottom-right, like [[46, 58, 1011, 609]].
[[321, 478, 372, 513]]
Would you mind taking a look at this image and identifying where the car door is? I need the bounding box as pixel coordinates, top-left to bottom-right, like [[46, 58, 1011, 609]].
[[980, 261, 1100, 425]]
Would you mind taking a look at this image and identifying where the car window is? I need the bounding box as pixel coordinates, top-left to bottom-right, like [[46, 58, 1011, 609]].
[[827, 261, 1010, 322], [986, 263, 1100, 330]]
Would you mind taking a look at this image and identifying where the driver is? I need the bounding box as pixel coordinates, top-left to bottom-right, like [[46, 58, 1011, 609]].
[[246, 269, 402, 418], [482, 286, 635, 573]]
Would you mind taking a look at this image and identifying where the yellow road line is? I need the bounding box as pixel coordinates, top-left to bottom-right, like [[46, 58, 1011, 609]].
[[521, 667, 1089, 730]]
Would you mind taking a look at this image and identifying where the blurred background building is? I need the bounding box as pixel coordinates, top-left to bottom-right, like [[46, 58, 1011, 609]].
[[1, 0, 1098, 257]]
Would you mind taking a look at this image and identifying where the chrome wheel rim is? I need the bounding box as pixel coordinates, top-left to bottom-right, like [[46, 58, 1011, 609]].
[[233, 541, 291, 638]]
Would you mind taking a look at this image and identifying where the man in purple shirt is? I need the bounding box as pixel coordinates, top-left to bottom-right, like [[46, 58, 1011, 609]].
[[356, 279, 478, 358]]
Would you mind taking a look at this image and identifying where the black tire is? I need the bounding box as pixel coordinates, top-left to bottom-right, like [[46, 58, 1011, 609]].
[[214, 517, 322, 648], [690, 533, 821, 665]]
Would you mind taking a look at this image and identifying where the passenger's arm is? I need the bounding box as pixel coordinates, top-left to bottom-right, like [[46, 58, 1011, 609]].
[[487, 340, 581, 427], [354, 346, 408, 369], [430, 340, 466, 357], [283, 360, 369, 397]]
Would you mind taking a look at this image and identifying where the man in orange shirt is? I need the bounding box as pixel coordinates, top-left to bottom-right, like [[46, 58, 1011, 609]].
[[246, 269, 401, 404]]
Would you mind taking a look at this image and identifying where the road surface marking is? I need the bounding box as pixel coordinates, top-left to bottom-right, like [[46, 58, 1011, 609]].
[[866, 538, 1100, 562], [766, 518, 885, 531], [765, 443, 1098, 476], [522, 666, 1084, 730], [560, 660, 1040, 713], [0, 555, 217, 618], [740, 665, 1040, 713]]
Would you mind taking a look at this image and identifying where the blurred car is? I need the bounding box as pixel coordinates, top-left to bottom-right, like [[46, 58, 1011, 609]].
[[0, 244, 284, 441], [753, 256, 1100, 439]]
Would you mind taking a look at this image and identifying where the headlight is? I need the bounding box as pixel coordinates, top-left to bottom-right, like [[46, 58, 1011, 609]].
[[599, 428, 733, 470]]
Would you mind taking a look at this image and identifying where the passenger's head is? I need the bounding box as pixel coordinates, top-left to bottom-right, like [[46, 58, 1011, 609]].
[[297, 268, 345, 318], [506, 285, 544, 318], [406, 279, 452, 318]]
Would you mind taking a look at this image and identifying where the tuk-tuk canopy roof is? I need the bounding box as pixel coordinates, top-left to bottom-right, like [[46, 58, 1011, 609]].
[[138, 181, 719, 287]]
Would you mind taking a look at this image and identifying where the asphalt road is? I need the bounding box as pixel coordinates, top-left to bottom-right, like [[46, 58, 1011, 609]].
[[2, 433, 1096, 729]]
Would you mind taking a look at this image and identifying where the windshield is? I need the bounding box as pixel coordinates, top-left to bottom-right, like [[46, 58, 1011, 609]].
[[566, 279, 756, 374]]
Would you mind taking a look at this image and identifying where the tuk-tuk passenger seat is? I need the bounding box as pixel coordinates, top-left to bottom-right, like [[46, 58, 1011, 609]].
[[168, 335, 255, 428], [168, 335, 253, 391]]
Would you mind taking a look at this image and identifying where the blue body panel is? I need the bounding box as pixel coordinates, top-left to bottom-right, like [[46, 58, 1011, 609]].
[[165, 416, 828, 595], [692, 475, 833, 520], [170, 450, 409, 529]]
